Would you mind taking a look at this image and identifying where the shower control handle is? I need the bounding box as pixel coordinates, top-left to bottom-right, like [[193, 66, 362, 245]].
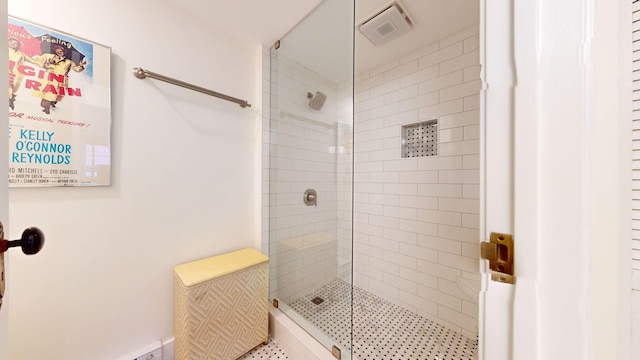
[[304, 189, 317, 206]]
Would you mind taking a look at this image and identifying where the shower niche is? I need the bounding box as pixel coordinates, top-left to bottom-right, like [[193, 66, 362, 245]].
[[402, 119, 439, 158], [266, 0, 481, 359]]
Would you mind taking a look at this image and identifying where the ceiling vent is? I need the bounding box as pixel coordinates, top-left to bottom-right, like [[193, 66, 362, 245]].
[[359, 2, 413, 47]]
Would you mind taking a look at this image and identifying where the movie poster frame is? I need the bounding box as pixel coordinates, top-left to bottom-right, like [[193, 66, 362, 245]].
[[7, 15, 111, 187]]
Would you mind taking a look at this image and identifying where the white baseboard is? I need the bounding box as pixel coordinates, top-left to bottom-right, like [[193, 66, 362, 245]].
[[162, 337, 175, 360], [116, 340, 162, 360]]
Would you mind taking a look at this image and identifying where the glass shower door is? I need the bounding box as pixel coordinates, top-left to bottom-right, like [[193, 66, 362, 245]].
[[267, 0, 354, 356]]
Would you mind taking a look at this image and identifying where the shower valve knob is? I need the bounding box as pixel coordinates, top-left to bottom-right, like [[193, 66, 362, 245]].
[[304, 189, 318, 206], [0, 227, 45, 255]]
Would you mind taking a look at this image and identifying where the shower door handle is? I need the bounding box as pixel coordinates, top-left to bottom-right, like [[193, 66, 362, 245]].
[[0, 221, 45, 312], [480, 232, 514, 284]]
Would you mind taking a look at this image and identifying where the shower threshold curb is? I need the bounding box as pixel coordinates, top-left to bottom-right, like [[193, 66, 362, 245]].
[[269, 303, 355, 360]]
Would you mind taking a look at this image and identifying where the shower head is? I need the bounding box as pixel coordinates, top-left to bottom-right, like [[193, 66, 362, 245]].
[[307, 91, 327, 110]]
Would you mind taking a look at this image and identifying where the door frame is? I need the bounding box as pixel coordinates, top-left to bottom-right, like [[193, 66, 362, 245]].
[[480, 0, 632, 359], [1, 2, 10, 358]]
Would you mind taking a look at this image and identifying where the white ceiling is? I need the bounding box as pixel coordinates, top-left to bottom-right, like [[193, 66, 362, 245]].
[[160, 0, 479, 83], [159, 0, 324, 46], [355, 0, 479, 75]]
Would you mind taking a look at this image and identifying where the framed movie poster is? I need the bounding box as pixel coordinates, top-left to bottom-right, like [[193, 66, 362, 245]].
[[7, 16, 111, 187]]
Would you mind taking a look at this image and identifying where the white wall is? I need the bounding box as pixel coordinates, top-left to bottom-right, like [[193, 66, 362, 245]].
[[353, 25, 480, 339], [6, 0, 261, 359]]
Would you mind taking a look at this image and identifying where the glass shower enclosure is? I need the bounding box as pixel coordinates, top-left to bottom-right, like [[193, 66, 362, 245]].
[[267, 0, 482, 358], [266, 0, 355, 356]]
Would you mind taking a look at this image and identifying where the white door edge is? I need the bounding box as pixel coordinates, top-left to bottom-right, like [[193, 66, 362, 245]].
[[479, 1, 541, 359], [479, 1, 517, 359]]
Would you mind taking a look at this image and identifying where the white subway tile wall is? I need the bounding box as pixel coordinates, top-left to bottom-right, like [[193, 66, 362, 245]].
[[353, 25, 481, 339], [266, 48, 353, 304], [264, 25, 481, 343]]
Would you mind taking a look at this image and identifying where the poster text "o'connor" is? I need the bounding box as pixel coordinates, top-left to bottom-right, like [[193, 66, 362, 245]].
[[11, 128, 72, 164]]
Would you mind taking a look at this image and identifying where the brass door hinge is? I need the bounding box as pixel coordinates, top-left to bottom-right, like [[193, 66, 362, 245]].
[[481, 232, 515, 284]]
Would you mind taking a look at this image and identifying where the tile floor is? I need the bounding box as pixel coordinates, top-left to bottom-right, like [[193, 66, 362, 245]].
[[239, 339, 289, 359], [243, 279, 478, 359]]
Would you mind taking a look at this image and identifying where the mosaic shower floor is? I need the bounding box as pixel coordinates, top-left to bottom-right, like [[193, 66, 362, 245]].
[[242, 279, 478, 359], [288, 279, 478, 360]]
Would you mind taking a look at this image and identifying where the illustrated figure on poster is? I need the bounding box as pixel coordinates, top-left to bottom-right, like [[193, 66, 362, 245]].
[[8, 37, 43, 110], [34, 44, 87, 114]]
